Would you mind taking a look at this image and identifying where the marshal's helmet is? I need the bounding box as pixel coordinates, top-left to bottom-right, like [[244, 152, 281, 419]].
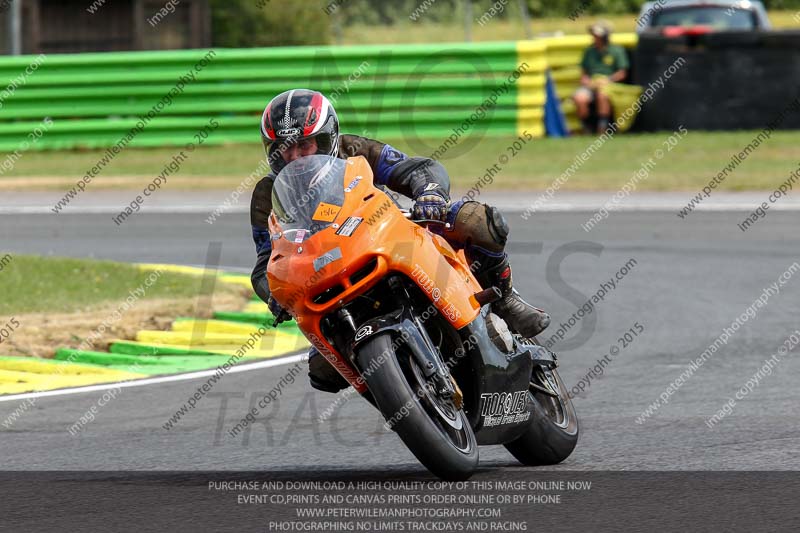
[[260, 89, 340, 174]]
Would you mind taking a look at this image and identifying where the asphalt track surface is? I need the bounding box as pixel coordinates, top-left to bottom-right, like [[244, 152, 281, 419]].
[[2, 205, 799, 530]]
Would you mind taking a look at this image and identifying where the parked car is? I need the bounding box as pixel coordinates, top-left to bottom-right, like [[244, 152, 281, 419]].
[[636, 0, 772, 34]]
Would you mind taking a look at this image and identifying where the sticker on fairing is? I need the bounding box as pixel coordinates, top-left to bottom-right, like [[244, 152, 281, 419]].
[[344, 176, 362, 192], [335, 217, 363, 237], [313, 247, 343, 272], [354, 325, 373, 341], [479, 390, 531, 427], [306, 332, 360, 383]]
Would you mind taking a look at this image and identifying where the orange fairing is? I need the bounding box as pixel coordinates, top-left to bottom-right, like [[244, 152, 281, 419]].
[[267, 156, 481, 390]]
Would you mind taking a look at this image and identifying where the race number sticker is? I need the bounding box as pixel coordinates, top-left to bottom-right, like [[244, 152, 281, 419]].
[[312, 202, 341, 222]]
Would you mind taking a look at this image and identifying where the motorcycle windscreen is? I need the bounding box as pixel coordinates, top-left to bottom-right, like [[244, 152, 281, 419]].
[[271, 154, 347, 242]]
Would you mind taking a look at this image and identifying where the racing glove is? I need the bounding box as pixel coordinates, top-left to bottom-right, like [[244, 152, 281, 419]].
[[411, 187, 449, 222], [268, 295, 291, 326]]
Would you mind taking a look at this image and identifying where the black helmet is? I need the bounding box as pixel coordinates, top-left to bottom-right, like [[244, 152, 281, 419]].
[[260, 89, 339, 174]]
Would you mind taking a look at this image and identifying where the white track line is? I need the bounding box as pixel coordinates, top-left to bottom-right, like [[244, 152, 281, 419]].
[[512, 203, 800, 212], [0, 353, 305, 403], [4, 202, 800, 215], [0, 206, 244, 215]]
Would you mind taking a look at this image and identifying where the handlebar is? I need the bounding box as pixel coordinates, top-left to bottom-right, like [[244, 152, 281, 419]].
[[401, 209, 450, 228]]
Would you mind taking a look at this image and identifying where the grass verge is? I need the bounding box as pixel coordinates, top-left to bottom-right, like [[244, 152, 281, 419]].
[[0, 255, 243, 315], [0, 255, 248, 357], [1, 131, 796, 192]]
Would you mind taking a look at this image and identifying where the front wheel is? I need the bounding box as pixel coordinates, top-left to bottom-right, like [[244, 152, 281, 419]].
[[504, 366, 579, 465], [356, 333, 478, 480]]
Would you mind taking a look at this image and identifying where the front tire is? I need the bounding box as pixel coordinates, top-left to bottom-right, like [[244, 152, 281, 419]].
[[504, 366, 579, 465], [356, 333, 478, 480]]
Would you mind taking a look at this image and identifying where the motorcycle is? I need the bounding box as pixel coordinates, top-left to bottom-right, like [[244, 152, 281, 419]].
[[267, 154, 578, 480]]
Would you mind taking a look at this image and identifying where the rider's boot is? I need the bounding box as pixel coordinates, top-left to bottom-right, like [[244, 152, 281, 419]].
[[308, 347, 350, 393], [470, 249, 550, 338]]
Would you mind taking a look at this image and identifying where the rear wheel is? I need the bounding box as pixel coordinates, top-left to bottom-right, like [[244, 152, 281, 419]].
[[356, 333, 478, 480], [504, 365, 579, 465]]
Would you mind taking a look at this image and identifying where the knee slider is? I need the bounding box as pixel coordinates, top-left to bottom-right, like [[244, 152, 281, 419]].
[[486, 206, 509, 246], [450, 202, 508, 253]]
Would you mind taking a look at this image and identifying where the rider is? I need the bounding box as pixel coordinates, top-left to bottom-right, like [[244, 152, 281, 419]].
[[251, 89, 550, 393]]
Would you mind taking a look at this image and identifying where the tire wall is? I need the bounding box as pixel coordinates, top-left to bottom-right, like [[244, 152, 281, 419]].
[[633, 30, 800, 131]]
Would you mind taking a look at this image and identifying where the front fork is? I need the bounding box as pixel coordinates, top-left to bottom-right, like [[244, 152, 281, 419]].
[[342, 274, 460, 409], [386, 276, 456, 398]]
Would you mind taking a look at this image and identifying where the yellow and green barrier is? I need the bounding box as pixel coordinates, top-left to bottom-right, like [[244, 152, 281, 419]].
[[0, 43, 520, 151], [516, 33, 638, 135], [0, 357, 146, 396], [0, 265, 309, 396], [0, 34, 638, 152]]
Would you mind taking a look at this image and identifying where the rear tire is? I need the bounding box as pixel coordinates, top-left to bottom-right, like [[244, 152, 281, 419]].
[[504, 366, 579, 465], [356, 333, 478, 480]]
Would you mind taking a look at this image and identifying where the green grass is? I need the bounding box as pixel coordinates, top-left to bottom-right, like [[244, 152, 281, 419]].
[[338, 10, 800, 45], [0, 255, 234, 315], [2, 130, 797, 192], [1, 142, 269, 183], [453, 131, 800, 191]]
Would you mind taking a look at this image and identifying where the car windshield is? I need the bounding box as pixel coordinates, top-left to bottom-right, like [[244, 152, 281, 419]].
[[651, 7, 757, 30], [271, 155, 346, 240]]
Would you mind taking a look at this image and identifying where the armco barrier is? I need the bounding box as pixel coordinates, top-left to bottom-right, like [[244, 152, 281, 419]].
[[0, 43, 520, 152], [0, 35, 638, 152]]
